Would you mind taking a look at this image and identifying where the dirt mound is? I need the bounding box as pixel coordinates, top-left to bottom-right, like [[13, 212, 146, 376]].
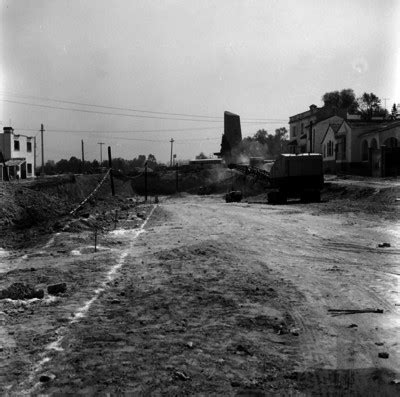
[[0, 282, 44, 300], [0, 184, 67, 229]]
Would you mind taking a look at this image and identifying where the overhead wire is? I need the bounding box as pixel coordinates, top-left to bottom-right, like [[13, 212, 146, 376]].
[[1, 91, 288, 123]]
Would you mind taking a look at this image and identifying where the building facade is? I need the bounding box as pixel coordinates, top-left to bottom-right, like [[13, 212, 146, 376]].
[[288, 105, 347, 154], [320, 120, 400, 176], [0, 127, 36, 180]]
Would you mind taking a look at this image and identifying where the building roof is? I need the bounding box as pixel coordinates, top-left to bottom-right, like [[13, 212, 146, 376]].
[[358, 120, 400, 136], [329, 123, 342, 133], [5, 158, 26, 167], [321, 124, 337, 144]]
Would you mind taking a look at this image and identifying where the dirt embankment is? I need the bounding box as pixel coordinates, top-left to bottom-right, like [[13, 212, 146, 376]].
[[0, 174, 135, 249]]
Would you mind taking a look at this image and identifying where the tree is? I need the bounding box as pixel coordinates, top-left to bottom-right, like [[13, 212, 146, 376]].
[[237, 127, 289, 160], [391, 103, 398, 119], [195, 152, 208, 159], [43, 160, 56, 174], [147, 154, 157, 168], [322, 88, 358, 113], [357, 92, 381, 120]]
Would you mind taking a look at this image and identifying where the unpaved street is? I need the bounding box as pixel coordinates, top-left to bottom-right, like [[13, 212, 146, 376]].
[[1, 195, 400, 395]]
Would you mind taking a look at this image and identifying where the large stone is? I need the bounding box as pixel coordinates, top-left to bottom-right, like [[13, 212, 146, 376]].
[[47, 283, 67, 296]]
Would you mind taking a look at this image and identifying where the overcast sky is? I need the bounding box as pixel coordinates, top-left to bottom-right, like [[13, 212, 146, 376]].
[[1, 0, 399, 163]]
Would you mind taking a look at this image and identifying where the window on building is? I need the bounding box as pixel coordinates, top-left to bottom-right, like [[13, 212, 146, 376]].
[[27, 141, 32, 152], [327, 141, 334, 157], [301, 123, 304, 134], [27, 163, 32, 174], [292, 126, 297, 136], [14, 140, 20, 151]]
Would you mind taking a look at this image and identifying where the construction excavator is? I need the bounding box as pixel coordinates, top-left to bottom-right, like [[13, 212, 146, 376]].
[[228, 153, 324, 204]]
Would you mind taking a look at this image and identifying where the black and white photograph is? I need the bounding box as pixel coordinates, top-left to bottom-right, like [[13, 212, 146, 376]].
[[0, 0, 399, 395]]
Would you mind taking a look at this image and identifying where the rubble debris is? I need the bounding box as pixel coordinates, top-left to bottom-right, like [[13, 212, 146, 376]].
[[47, 283, 67, 296], [0, 283, 44, 300], [290, 328, 300, 336], [173, 371, 190, 381], [235, 344, 252, 355], [378, 352, 389, 359], [328, 308, 383, 316], [378, 243, 391, 248], [186, 341, 194, 349], [375, 342, 384, 346], [348, 324, 358, 328], [39, 373, 55, 383]]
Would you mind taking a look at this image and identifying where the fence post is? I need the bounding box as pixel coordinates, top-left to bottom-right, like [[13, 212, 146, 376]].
[[144, 161, 148, 202]]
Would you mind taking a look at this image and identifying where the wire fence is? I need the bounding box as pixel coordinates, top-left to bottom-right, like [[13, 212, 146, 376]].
[[69, 169, 111, 216]]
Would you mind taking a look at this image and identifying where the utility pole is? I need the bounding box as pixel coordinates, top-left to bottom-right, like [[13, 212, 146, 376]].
[[170, 138, 174, 167], [34, 136, 37, 177], [108, 146, 115, 196], [144, 161, 148, 202], [98, 142, 105, 166], [81, 140, 85, 173], [175, 158, 179, 193], [41, 123, 44, 177]]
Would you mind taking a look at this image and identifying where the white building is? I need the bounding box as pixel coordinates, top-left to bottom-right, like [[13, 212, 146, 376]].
[[0, 127, 36, 180]]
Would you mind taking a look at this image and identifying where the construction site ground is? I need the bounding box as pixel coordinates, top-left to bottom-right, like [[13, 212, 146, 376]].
[[1, 176, 400, 395]]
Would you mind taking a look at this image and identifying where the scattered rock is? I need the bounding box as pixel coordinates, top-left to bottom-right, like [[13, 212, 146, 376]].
[[378, 243, 391, 248], [137, 213, 146, 220], [390, 379, 400, 384], [0, 283, 44, 300], [39, 373, 55, 383], [378, 352, 389, 359], [111, 299, 121, 304], [186, 341, 194, 349], [173, 371, 190, 381], [47, 283, 67, 296], [375, 342, 384, 346], [235, 344, 252, 356], [290, 328, 300, 336], [348, 324, 358, 328]]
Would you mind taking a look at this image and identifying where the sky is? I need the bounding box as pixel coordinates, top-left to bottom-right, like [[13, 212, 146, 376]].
[[1, 0, 399, 164]]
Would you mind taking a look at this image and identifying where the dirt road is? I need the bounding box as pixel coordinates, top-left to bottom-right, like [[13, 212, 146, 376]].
[[1, 194, 399, 395]]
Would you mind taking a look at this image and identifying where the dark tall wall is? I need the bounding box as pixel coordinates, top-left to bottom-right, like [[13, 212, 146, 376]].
[[221, 111, 242, 163]]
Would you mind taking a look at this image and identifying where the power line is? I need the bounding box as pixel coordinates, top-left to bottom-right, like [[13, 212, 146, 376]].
[[2, 99, 226, 123], [1, 91, 288, 122], [13, 126, 224, 133]]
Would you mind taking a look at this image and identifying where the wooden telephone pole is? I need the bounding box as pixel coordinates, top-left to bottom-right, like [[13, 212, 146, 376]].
[[170, 138, 174, 167], [41, 123, 44, 176]]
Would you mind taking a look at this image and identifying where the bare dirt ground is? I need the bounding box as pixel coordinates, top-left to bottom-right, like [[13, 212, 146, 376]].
[[1, 185, 400, 395]]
